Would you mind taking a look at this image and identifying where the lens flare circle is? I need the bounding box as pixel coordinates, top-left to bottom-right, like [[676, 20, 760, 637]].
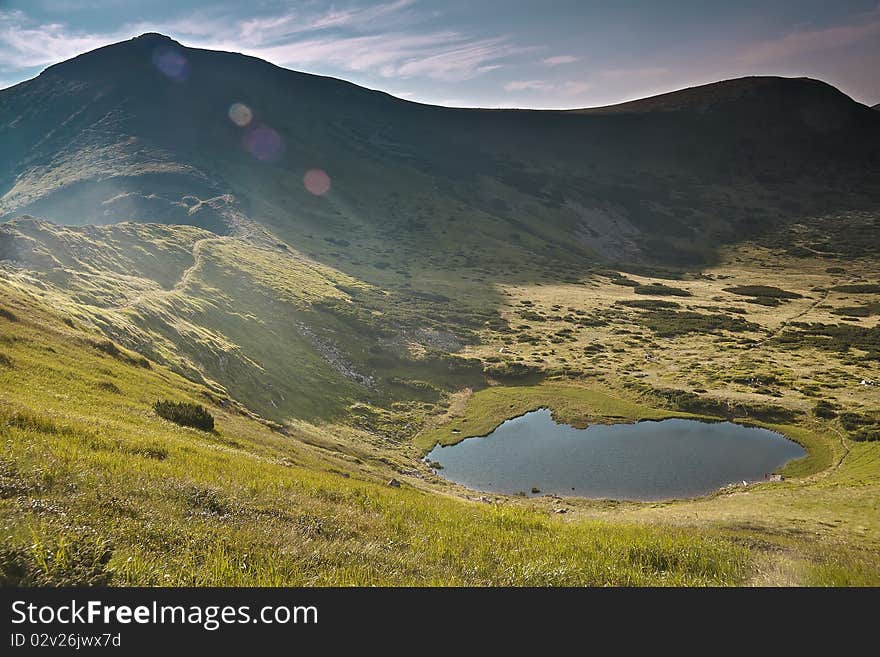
[[228, 103, 253, 127], [303, 169, 331, 195], [152, 46, 190, 82], [242, 125, 285, 162]]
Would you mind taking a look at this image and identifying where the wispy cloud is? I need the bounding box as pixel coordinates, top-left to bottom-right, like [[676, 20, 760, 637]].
[[504, 79, 552, 91], [560, 81, 592, 96], [738, 8, 880, 65], [0, 10, 126, 69], [600, 67, 668, 79], [230, 30, 521, 82], [542, 54, 579, 66], [0, 2, 525, 83], [504, 78, 591, 96]]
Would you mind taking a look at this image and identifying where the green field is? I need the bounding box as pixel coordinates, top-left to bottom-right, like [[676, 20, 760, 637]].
[[2, 222, 879, 585], [0, 282, 751, 586]]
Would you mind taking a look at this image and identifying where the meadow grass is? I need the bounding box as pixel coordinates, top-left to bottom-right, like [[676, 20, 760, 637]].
[[0, 282, 749, 586]]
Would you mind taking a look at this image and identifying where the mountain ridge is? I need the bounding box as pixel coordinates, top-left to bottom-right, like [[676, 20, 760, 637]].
[[3, 34, 879, 272]]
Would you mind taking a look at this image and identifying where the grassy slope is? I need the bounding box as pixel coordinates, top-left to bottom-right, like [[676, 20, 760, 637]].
[[0, 219, 493, 425], [0, 281, 749, 586], [1, 204, 878, 586]]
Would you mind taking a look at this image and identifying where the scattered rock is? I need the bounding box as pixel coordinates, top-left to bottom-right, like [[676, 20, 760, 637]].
[[554, 508, 568, 514], [387, 478, 401, 488]]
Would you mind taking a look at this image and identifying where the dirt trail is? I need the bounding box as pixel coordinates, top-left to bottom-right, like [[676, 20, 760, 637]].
[[764, 288, 829, 341], [119, 236, 229, 310]]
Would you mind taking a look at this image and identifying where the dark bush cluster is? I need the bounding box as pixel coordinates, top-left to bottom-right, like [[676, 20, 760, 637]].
[[830, 284, 880, 294], [616, 299, 681, 310], [650, 387, 799, 423], [837, 411, 880, 442], [774, 322, 880, 361], [723, 285, 802, 299], [608, 274, 640, 287], [153, 400, 215, 431], [482, 361, 545, 382], [813, 400, 838, 419], [636, 310, 759, 337], [633, 284, 692, 297]]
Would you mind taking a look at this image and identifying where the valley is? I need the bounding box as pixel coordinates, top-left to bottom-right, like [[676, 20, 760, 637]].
[[1, 34, 879, 586]]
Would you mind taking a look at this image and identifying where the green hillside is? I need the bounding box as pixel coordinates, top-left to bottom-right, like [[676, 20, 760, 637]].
[[0, 280, 753, 586], [2, 36, 879, 586]]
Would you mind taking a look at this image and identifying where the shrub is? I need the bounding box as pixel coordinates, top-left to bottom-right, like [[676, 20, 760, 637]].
[[839, 412, 870, 431], [0, 307, 17, 322], [608, 274, 640, 287], [633, 284, 692, 297], [0, 351, 12, 368], [482, 361, 544, 382], [617, 299, 681, 310], [154, 400, 215, 431], [850, 428, 880, 442], [830, 284, 880, 294], [651, 387, 798, 422], [830, 306, 873, 318], [95, 381, 121, 394], [723, 285, 802, 299], [813, 400, 838, 419], [637, 310, 759, 337]]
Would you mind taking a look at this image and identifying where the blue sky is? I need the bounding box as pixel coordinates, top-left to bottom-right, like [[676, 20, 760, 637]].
[[1, 0, 878, 107]]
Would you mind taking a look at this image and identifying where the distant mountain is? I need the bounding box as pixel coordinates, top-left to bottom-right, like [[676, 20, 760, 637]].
[[2, 33, 879, 267]]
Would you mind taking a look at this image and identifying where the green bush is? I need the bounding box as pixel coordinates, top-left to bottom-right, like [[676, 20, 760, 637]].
[[813, 400, 838, 419], [483, 361, 544, 382], [723, 285, 802, 299], [154, 400, 215, 432], [637, 310, 759, 337], [633, 284, 692, 297], [608, 274, 640, 287], [830, 284, 880, 294], [850, 428, 880, 442], [839, 412, 870, 431], [617, 299, 681, 310]]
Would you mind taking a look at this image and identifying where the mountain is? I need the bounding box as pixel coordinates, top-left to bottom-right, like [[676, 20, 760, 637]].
[[2, 33, 879, 268], [2, 35, 880, 587], [1, 34, 879, 423]]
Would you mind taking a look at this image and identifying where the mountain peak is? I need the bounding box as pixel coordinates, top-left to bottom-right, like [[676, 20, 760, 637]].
[[128, 32, 185, 50], [40, 32, 186, 79], [132, 32, 178, 43]]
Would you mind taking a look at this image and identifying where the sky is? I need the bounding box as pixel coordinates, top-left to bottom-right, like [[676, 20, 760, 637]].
[[0, 0, 878, 108]]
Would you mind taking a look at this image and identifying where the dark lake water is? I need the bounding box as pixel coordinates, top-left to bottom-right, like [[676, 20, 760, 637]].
[[426, 409, 805, 501]]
